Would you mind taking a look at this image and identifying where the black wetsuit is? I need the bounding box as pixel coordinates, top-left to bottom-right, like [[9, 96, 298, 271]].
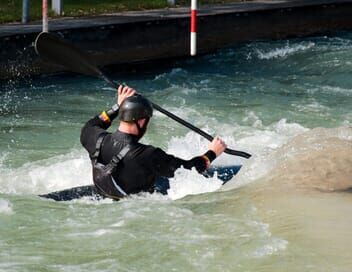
[[80, 110, 216, 197]]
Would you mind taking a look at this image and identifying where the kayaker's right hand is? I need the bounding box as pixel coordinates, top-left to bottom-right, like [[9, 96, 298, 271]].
[[117, 85, 136, 106], [208, 136, 227, 157]]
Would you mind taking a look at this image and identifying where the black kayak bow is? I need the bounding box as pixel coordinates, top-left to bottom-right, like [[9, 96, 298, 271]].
[[34, 32, 251, 159]]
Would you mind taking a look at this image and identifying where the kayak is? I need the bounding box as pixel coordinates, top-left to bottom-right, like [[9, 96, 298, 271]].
[[40, 165, 241, 201]]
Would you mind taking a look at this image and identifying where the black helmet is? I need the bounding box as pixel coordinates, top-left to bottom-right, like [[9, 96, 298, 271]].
[[118, 95, 153, 121]]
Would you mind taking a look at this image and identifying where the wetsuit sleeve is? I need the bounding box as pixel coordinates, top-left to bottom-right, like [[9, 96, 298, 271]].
[[150, 148, 217, 178], [80, 105, 119, 156]]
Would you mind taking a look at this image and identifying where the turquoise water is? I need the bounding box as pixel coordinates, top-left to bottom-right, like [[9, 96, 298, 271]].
[[1, 33, 352, 271]]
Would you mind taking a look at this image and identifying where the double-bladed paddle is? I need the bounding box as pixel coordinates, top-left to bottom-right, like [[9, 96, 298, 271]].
[[34, 32, 251, 159]]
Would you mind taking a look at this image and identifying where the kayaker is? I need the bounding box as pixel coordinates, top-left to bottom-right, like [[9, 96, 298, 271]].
[[80, 85, 227, 200]]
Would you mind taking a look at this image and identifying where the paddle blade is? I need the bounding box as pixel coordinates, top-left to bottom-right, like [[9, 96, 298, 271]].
[[34, 32, 101, 77]]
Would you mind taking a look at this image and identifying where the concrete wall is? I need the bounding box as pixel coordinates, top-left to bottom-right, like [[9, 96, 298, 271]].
[[1, 1, 352, 80]]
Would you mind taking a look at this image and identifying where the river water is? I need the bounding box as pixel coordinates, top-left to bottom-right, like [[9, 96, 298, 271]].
[[1, 33, 352, 271]]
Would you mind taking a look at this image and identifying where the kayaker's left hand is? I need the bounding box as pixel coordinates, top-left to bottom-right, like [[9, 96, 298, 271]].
[[117, 85, 136, 106], [209, 136, 227, 157]]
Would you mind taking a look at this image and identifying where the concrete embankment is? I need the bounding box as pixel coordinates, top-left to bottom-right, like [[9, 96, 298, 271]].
[[1, 0, 352, 79]]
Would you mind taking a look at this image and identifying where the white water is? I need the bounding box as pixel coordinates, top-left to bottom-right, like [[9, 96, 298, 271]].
[[256, 41, 316, 60], [0, 199, 13, 215], [2, 116, 350, 200], [0, 107, 283, 194], [1, 33, 352, 272]]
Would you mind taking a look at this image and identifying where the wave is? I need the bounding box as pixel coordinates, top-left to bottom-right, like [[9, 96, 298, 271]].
[[317, 85, 352, 97], [153, 68, 188, 82], [291, 100, 331, 115], [0, 118, 311, 199], [223, 126, 352, 192], [0, 150, 92, 195], [163, 118, 310, 199], [256, 42, 315, 60], [2, 115, 350, 200]]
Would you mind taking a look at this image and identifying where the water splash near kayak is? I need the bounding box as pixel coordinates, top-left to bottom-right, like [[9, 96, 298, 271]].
[[167, 168, 223, 200], [224, 126, 352, 192], [0, 150, 91, 195]]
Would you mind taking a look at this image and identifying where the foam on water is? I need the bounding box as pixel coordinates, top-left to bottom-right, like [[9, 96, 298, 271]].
[[236, 118, 308, 158], [0, 114, 314, 201], [252, 238, 288, 258], [256, 41, 315, 60], [0, 152, 8, 168], [167, 168, 223, 200], [0, 149, 92, 195], [157, 117, 311, 199], [0, 199, 13, 215], [318, 85, 352, 96], [242, 111, 264, 128], [292, 100, 331, 116]]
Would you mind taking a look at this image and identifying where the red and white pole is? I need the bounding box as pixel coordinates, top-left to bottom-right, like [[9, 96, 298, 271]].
[[190, 0, 197, 56], [42, 0, 48, 32]]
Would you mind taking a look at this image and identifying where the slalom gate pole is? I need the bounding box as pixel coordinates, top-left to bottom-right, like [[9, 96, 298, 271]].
[[190, 0, 197, 56], [42, 0, 48, 32]]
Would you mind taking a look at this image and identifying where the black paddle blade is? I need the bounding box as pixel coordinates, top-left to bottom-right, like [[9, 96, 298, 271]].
[[35, 32, 102, 77]]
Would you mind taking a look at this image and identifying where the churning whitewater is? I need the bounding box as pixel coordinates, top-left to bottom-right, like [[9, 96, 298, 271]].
[[1, 33, 352, 271]]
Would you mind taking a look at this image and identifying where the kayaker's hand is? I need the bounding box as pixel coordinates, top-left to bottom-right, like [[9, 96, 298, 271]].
[[117, 85, 136, 106], [208, 136, 227, 157], [183, 156, 209, 173]]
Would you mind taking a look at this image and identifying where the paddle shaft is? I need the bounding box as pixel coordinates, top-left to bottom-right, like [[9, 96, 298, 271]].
[[34, 32, 251, 158], [100, 72, 250, 158]]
